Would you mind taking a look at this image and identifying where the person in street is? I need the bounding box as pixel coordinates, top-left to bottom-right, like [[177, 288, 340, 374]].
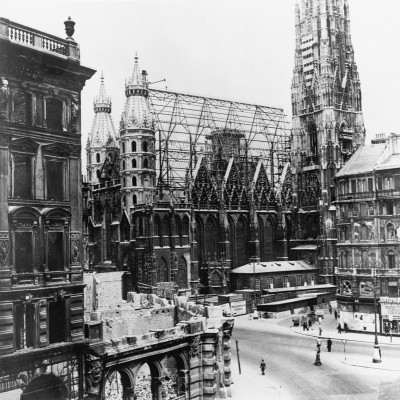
[[319, 325, 323, 336], [329, 305, 333, 315], [327, 338, 332, 352], [308, 319, 312, 329], [260, 359, 266, 375], [334, 310, 338, 320], [314, 347, 322, 366], [337, 324, 342, 334]]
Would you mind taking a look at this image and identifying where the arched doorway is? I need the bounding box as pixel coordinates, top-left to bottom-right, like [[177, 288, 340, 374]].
[[134, 363, 156, 400], [104, 370, 132, 400], [21, 374, 68, 400], [161, 355, 186, 399]]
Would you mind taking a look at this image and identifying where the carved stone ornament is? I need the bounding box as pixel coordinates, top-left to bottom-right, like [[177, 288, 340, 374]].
[[0, 240, 8, 267], [85, 355, 103, 395], [72, 240, 79, 263], [189, 335, 201, 358], [64, 17, 76, 39]]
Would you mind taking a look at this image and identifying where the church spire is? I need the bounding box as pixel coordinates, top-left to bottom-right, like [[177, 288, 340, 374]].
[[94, 72, 111, 114]]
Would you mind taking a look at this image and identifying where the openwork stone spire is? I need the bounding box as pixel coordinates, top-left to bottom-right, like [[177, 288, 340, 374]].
[[121, 53, 153, 130], [88, 73, 117, 148]]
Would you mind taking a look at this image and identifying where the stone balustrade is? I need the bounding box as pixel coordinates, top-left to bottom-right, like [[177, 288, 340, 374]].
[[0, 17, 80, 61]]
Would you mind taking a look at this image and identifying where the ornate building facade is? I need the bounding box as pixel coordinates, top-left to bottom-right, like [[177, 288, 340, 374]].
[[335, 133, 400, 334], [289, 0, 365, 283], [0, 17, 95, 400]]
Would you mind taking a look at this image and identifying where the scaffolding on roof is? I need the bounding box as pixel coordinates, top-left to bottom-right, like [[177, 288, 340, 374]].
[[148, 88, 291, 194]]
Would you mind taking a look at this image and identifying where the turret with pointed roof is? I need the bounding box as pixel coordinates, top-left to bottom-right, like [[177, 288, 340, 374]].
[[119, 54, 156, 210], [86, 73, 119, 184]]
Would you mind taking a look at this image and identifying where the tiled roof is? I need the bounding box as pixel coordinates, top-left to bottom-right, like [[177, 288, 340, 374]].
[[375, 154, 400, 171], [336, 143, 386, 178], [230, 260, 317, 274]]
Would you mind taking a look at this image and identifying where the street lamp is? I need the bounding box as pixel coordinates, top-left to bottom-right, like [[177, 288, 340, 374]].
[[371, 264, 381, 363]]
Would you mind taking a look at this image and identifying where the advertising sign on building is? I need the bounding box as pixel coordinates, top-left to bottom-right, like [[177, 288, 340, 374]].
[[230, 300, 247, 316], [380, 297, 400, 316]]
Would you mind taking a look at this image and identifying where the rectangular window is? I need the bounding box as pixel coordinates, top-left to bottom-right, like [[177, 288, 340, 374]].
[[368, 178, 374, 192], [387, 202, 394, 215], [15, 231, 33, 273], [381, 280, 388, 296], [388, 284, 398, 297], [360, 203, 367, 216], [46, 160, 64, 201], [48, 232, 64, 271], [268, 277, 274, 288], [49, 301, 66, 344], [377, 177, 383, 190], [296, 275, 302, 286], [15, 303, 35, 350], [284, 276, 289, 287], [395, 175, 400, 190], [351, 180, 356, 193], [13, 155, 33, 199], [46, 98, 63, 131], [388, 253, 395, 269], [255, 278, 261, 291], [36, 97, 43, 126]]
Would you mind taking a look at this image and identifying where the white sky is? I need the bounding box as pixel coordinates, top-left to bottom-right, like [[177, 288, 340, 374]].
[[3, 0, 400, 166]]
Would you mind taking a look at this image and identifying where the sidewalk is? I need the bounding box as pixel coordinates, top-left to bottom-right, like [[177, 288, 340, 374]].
[[286, 309, 400, 371], [289, 312, 400, 345]]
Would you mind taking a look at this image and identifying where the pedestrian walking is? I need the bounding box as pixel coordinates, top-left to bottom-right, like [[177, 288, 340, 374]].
[[337, 324, 342, 334], [334, 310, 338, 320], [308, 319, 312, 329], [327, 338, 332, 352], [319, 325, 322, 336], [260, 359, 266, 375], [314, 347, 322, 366], [329, 305, 333, 315]]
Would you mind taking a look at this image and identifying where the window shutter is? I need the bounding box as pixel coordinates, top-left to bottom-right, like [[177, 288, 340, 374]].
[[36, 299, 49, 347], [70, 294, 84, 341], [0, 302, 14, 355]]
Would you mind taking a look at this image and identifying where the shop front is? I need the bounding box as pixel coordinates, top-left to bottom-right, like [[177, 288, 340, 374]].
[[380, 297, 400, 335]]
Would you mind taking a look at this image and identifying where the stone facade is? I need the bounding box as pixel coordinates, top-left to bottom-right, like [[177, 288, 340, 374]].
[[289, 0, 366, 283], [0, 17, 95, 400], [335, 134, 400, 334], [83, 271, 234, 400]]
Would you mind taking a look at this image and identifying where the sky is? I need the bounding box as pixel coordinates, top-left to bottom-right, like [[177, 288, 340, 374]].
[[3, 0, 400, 168]]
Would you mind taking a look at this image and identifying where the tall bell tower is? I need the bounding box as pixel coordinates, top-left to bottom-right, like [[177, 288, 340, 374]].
[[119, 55, 156, 210], [290, 0, 365, 283]]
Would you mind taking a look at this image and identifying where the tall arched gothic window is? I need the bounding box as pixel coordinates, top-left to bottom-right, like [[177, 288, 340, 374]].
[[177, 256, 187, 288], [205, 217, 217, 260]]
